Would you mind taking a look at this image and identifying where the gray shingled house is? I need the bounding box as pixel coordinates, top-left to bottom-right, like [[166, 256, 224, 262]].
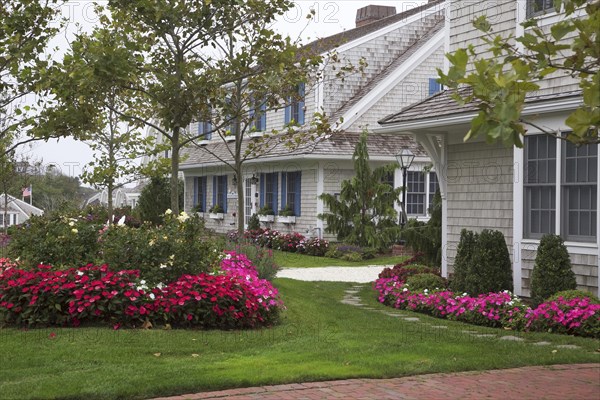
[[0, 194, 44, 227], [378, 0, 598, 297], [179, 1, 447, 238]]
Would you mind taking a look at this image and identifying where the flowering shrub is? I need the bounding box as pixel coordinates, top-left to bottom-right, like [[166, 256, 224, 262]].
[[0, 263, 148, 327], [153, 252, 282, 328], [374, 277, 599, 337], [228, 228, 329, 256], [224, 244, 279, 281], [0, 252, 284, 330], [523, 297, 600, 337]]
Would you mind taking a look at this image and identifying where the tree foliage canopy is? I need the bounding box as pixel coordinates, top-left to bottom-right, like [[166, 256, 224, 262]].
[[438, 0, 599, 147]]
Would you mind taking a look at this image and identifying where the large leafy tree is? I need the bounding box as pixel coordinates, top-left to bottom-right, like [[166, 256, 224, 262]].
[[438, 0, 599, 147], [0, 0, 66, 154], [59, 0, 334, 222], [319, 130, 402, 250]]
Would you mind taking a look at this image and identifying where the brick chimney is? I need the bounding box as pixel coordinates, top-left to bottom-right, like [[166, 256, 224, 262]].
[[355, 5, 396, 28]]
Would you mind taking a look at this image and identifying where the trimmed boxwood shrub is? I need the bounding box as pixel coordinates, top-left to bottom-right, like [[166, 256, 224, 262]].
[[530, 234, 577, 305], [449, 229, 476, 293], [450, 229, 512, 295], [406, 273, 447, 291]]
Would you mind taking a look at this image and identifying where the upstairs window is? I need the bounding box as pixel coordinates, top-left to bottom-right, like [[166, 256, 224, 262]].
[[250, 97, 267, 132], [526, 0, 555, 18], [197, 120, 212, 140], [285, 83, 305, 125]]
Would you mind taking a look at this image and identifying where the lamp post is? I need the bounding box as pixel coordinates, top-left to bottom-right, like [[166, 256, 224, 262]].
[[395, 149, 415, 227]]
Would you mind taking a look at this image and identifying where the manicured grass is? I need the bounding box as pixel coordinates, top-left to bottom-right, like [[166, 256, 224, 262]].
[[273, 250, 408, 268], [0, 279, 598, 400]]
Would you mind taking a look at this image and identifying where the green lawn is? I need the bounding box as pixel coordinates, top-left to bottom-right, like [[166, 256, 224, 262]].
[[273, 250, 408, 268], [0, 279, 598, 400]]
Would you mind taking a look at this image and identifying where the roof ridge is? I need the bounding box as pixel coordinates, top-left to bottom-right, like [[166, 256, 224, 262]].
[[302, 0, 445, 54]]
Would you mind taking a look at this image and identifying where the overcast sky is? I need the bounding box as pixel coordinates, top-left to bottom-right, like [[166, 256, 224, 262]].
[[25, 0, 427, 182]]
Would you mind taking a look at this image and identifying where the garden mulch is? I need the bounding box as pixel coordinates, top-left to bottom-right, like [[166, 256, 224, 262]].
[[153, 363, 600, 400]]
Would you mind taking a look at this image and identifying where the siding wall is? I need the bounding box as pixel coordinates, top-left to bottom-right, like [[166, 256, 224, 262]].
[[445, 140, 515, 268]]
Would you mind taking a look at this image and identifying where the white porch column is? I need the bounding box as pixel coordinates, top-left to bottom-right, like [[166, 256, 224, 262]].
[[316, 161, 324, 239], [513, 146, 524, 296]]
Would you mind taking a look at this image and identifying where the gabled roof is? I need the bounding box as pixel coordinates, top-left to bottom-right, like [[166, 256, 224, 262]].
[[303, 0, 445, 55], [378, 88, 583, 126], [0, 194, 44, 216], [180, 132, 427, 169]]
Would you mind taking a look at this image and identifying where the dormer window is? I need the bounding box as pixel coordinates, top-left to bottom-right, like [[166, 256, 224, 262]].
[[250, 97, 267, 132], [197, 120, 212, 140], [285, 83, 305, 125]]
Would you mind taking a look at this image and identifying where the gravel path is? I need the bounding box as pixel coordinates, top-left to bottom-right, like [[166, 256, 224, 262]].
[[276, 266, 388, 283]]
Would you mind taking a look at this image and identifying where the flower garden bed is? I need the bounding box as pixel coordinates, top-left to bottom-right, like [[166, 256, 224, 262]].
[[375, 276, 600, 338], [0, 252, 283, 330], [228, 228, 329, 256]]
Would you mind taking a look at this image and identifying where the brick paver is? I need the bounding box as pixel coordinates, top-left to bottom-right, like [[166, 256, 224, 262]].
[[153, 363, 600, 400]]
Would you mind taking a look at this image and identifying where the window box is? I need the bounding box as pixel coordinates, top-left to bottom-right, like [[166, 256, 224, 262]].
[[209, 213, 224, 220], [278, 216, 296, 224], [259, 215, 274, 223]]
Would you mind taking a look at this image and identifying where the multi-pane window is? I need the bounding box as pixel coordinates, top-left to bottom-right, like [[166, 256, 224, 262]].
[[524, 135, 597, 242], [0, 213, 16, 227], [282, 171, 302, 216], [260, 172, 278, 214], [524, 135, 557, 238], [563, 142, 597, 240], [285, 83, 305, 125], [526, 0, 554, 18], [212, 175, 228, 212], [406, 171, 426, 215], [193, 177, 207, 212], [251, 98, 267, 132], [197, 120, 212, 140]]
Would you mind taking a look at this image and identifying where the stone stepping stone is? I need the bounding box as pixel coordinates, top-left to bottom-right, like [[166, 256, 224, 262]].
[[473, 334, 497, 338], [556, 344, 580, 349], [403, 317, 420, 322], [430, 325, 448, 329], [499, 335, 525, 342], [461, 330, 479, 334], [532, 341, 552, 346]]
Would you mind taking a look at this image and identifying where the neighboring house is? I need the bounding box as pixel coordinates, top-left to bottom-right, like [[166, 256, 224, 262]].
[[179, 1, 447, 237], [377, 0, 598, 296], [0, 194, 44, 227]]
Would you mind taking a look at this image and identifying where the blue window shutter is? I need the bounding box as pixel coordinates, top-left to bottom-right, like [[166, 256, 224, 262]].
[[200, 177, 206, 212], [212, 176, 217, 207], [259, 173, 265, 208], [298, 83, 305, 124], [295, 172, 301, 216], [273, 173, 278, 215], [428, 78, 441, 96], [222, 176, 228, 213], [193, 177, 198, 207], [249, 95, 255, 124], [281, 173, 287, 210]]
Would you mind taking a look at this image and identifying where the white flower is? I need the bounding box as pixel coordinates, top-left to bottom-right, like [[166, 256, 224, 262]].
[[402, 288, 409, 292], [77, 271, 84, 276], [177, 211, 189, 222], [71, 228, 78, 234], [69, 221, 75, 227], [140, 280, 146, 285], [117, 216, 126, 225], [160, 264, 167, 269], [149, 293, 155, 300], [164, 209, 172, 215]]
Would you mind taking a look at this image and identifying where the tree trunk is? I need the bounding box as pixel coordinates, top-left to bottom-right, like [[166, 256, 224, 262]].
[[170, 127, 180, 214], [236, 161, 244, 236], [107, 182, 114, 225]]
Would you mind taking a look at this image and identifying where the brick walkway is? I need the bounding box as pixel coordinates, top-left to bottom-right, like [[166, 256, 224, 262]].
[[154, 363, 600, 400]]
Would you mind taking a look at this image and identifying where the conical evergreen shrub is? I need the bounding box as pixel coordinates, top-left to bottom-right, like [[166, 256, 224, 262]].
[[530, 234, 577, 305], [468, 229, 513, 295], [449, 229, 477, 293]]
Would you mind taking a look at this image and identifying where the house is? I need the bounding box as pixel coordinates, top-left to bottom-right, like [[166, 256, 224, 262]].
[[0, 194, 44, 227], [179, 1, 448, 238], [377, 0, 598, 296]]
